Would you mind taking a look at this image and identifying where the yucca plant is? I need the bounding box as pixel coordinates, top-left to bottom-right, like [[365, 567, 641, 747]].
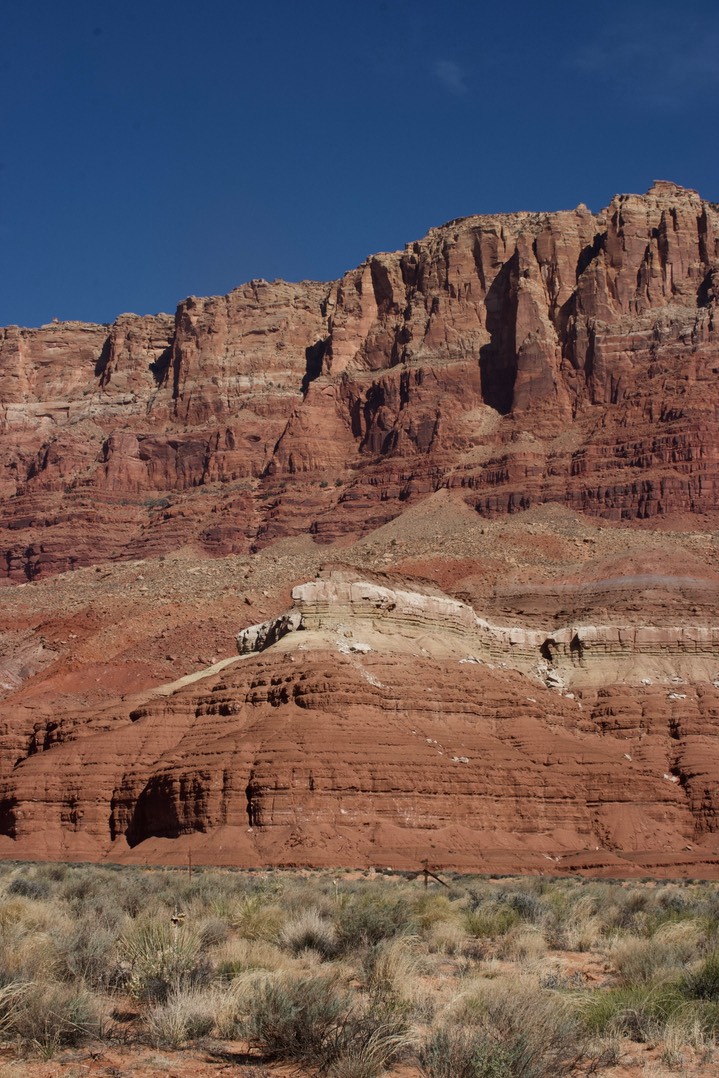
[[118, 917, 208, 1001]]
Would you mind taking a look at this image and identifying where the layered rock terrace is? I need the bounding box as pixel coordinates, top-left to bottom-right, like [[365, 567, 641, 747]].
[[3, 567, 719, 875], [239, 572, 719, 688]]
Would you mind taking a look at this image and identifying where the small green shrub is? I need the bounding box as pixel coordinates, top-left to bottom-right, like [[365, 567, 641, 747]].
[[611, 936, 673, 985], [444, 979, 587, 1078], [53, 916, 119, 989], [245, 973, 409, 1073], [7, 877, 50, 901], [418, 1026, 514, 1077], [580, 982, 690, 1042], [684, 952, 719, 1000], [465, 906, 519, 939], [334, 891, 409, 953], [10, 981, 103, 1051], [246, 973, 350, 1066], [501, 890, 546, 924]]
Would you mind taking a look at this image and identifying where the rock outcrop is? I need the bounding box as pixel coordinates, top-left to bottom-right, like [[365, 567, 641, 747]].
[[238, 572, 719, 688], [2, 568, 719, 876], [2, 182, 718, 581]]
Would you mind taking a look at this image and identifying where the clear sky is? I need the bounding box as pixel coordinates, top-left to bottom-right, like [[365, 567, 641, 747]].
[[2, 0, 718, 327]]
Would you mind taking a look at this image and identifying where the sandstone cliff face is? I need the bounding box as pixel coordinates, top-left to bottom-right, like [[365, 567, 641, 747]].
[[2, 183, 719, 876], [1, 182, 717, 581]]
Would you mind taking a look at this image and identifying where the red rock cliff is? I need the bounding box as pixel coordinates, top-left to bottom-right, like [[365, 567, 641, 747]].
[[1, 182, 717, 581]]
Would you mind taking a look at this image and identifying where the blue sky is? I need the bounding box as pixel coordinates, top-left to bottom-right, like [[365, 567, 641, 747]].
[[2, 0, 718, 327]]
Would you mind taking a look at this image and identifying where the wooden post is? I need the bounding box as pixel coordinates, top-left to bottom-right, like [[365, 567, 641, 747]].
[[188, 850, 192, 880], [418, 859, 450, 890]]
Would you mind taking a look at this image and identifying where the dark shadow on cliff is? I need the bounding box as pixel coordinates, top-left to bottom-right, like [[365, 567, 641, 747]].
[[149, 345, 173, 387], [697, 271, 716, 309], [576, 233, 605, 280], [122, 777, 185, 847], [94, 336, 113, 384], [302, 337, 328, 395], [0, 797, 18, 839], [479, 253, 518, 414]]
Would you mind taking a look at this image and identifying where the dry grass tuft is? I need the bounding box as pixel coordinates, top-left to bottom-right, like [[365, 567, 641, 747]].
[[146, 985, 228, 1046], [279, 907, 337, 958]]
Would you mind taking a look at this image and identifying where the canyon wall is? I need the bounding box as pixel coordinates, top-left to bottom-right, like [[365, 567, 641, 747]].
[[2, 182, 718, 581]]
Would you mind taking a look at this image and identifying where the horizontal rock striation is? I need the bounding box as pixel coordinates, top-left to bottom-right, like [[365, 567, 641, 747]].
[[2, 571, 719, 875], [236, 572, 719, 688], [2, 182, 718, 580]]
